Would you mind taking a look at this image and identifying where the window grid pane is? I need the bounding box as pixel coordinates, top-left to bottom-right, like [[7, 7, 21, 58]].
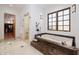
[[53, 22, 56, 25], [53, 13, 56, 17], [49, 14, 52, 18], [64, 26, 69, 30], [64, 15, 69, 20], [49, 19, 52, 21], [49, 25, 53, 30], [64, 20, 69, 25], [49, 22, 53, 26], [64, 9, 69, 15], [48, 8, 70, 31], [53, 17, 56, 21], [58, 16, 63, 21], [58, 25, 63, 30], [58, 21, 63, 25], [53, 25, 56, 30], [58, 11, 63, 16]]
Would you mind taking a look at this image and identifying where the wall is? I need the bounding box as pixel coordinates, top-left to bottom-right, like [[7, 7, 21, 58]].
[[42, 4, 79, 48], [76, 4, 79, 48], [29, 5, 46, 41], [0, 6, 23, 40], [21, 4, 46, 42], [1, 4, 78, 48], [22, 4, 78, 48]]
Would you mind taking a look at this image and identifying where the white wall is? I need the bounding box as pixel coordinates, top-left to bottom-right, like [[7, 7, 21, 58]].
[[42, 4, 79, 48], [0, 6, 23, 40], [9, 4, 79, 48], [22, 4, 78, 48], [76, 4, 79, 48], [29, 5, 46, 41], [1, 4, 78, 48], [21, 4, 46, 42]]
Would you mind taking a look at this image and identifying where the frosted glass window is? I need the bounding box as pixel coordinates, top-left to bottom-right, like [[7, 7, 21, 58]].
[[49, 15, 52, 18], [49, 26, 52, 29], [53, 22, 56, 25], [64, 15, 69, 20], [53, 26, 56, 30], [58, 26, 63, 30], [49, 19, 52, 22], [64, 21, 69, 25], [49, 22, 52, 25], [53, 18, 56, 21], [58, 21, 63, 25], [64, 26, 69, 30], [53, 13, 56, 17], [64, 9, 69, 15], [58, 16, 63, 21], [48, 7, 70, 31], [58, 11, 63, 16]]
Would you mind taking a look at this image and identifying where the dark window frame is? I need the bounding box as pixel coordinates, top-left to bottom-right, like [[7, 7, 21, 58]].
[[48, 7, 71, 32]]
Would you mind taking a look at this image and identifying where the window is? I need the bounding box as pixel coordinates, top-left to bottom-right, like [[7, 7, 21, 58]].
[[48, 7, 70, 32]]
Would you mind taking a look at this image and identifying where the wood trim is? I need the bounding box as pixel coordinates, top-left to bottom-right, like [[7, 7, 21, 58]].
[[47, 14, 49, 30], [56, 11, 58, 30], [69, 7, 71, 32], [48, 7, 70, 15], [47, 7, 71, 32], [13, 16, 16, 38]]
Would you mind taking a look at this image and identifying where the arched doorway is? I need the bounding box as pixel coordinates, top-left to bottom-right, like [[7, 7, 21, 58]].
[[23, 12, 30, 40]]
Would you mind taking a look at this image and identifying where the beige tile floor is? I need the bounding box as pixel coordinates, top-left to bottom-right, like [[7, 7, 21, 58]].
[[0, 39, 43, 55]]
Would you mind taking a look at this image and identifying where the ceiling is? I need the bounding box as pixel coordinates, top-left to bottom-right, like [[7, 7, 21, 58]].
[[36, 4, 71, 10], [0, 4, 26, 12], [0, 4, 71, 12]]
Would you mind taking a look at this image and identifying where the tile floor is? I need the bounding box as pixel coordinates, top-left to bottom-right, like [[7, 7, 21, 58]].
[[0, 39, 43, 55]]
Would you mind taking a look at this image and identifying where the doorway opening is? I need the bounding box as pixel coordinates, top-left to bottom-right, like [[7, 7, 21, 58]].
[[4, 13, 16, 40], [24, 13, 30, 40]]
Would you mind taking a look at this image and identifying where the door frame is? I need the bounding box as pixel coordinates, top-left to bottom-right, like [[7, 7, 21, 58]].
[[4, 13, 16, 39], [23, 13, 30, 40]]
